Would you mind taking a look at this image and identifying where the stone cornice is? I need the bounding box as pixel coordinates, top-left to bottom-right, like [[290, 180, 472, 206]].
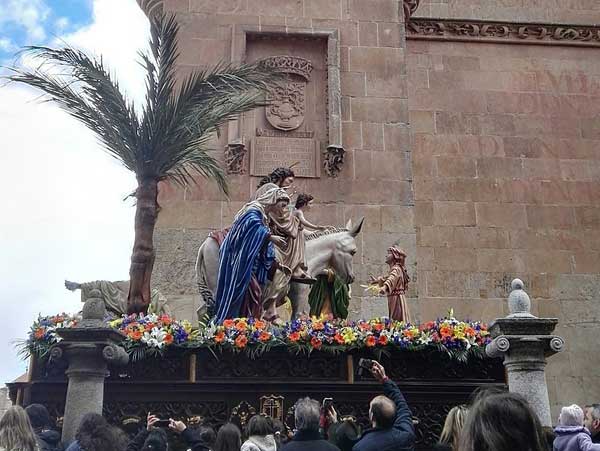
[[407, 18, 600, 47]]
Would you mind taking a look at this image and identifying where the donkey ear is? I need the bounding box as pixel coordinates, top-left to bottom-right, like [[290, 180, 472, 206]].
[[345, 218, 353, 230], [349, 217, 365, 237]]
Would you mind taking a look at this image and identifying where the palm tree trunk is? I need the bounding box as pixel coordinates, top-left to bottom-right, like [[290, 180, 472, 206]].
[[127, 177, 158, 314]]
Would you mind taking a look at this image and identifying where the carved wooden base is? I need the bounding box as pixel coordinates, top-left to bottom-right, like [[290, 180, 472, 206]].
[[8, 349, 505, 451]]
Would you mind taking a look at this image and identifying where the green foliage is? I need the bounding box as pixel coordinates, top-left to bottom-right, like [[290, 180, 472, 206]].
[[4, 14, 281, 193]]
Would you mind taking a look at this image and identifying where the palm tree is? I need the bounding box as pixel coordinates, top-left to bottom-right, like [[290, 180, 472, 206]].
[[6, 14, 279, 314]]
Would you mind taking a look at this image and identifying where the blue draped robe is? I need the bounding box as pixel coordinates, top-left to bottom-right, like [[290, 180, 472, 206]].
[[214, 208, 275, 322]]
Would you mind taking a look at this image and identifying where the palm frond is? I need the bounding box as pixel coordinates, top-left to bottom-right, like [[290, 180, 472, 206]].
[[5, 46, 139, 170]]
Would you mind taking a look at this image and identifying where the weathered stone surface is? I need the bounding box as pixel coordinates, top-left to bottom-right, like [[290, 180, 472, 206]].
[[153, 0, 600, 419]]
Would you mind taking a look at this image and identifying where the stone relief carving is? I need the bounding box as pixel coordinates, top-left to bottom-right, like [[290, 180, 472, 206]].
[[262, 56, 313, 132], [407, 19, 600, 47], [261, 55, 313, 80], [266, 82, 306, 131], [403, 0, 421, 21], [225, 140, 246, 174], [323, 144, 345, 178], [260, 395, 285, 422]]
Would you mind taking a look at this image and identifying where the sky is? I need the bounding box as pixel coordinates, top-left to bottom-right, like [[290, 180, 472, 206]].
[[0, 0, 150, 384]]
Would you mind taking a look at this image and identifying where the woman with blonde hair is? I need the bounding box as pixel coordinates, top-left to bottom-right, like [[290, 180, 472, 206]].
[[434, 405, 468, 451], [0, 405, 40, 451]]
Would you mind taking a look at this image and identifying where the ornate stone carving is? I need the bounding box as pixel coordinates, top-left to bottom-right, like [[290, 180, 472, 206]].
[[262, 56, 312, 132], [407, 19, 600, 47], [260, 395, 285, 422], [323, 144, 345, 178], [256, 128, 314, 138], [225, 140, 246, 175], [403, 0, 421, 21], [261, 56, 313, 80], [266, 82, 306, 131]]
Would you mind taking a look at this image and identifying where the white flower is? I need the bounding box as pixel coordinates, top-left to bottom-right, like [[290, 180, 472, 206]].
[[141, 327, 167, 348]]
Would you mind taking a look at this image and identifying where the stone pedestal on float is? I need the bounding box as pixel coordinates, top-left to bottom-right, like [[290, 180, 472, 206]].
[[50, 290, 129, 443], [486, 279, 565, 427]]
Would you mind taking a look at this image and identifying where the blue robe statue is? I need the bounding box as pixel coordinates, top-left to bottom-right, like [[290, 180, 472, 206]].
[[214, 208, 275, 322]]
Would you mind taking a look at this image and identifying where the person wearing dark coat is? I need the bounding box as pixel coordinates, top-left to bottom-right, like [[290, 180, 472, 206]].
[[126, 414, 213, 451], [25, 404, 64, 451], [352, 361, 415, 451], [281, 398, 340, 451]]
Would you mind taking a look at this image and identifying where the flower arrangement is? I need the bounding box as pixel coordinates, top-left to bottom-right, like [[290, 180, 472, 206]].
[[108, 314, 197, 360], [20, 313, 79, 359], [21, 311, 491, 363]]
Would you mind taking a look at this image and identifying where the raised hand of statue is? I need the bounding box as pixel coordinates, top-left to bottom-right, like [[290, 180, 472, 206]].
[[64, 280, 81, 291]]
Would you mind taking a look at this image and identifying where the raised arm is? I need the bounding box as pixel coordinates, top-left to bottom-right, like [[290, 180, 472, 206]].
[[371, 362, 415, 439], [295, 210, 326, 231]]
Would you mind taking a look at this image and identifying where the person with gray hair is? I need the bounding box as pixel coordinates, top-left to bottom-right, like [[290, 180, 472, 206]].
[[553, 404, 600, 451], [280, 398, 340, 451], [585, 405, 600, 444]]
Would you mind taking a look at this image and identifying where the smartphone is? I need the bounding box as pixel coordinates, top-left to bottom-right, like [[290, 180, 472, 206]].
[[154, 419, 170, 428], [322, 397, 334, 411], [357, 358, 374, 370]]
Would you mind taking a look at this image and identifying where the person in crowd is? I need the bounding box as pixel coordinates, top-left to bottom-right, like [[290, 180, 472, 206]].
[[541, 427, 555, 451], [459, 391, 547, 451], [0, 405, 40, 451], [272, 419, 290, 448], [241, 415, 277, 451], [433, 405, 468, 451], [585, 405, 600, 444], [281, 398, 340, 451], [65, 413, 122, 451], [213, 423, 242, 451], [554, 404, 600, 451], [352, 361, 415, 451], [196, 425, 216, 449], [326, 408, 360, 451], [25, 404, 63, 451]]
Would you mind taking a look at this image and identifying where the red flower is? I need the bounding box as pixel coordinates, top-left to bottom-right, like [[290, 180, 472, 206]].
[[359, 322, 371, 331], [129, 330, 142, 341], [164, 333, 173, 345], [159, 315, 172, 325], [223, 319, 235, 329], [312, 321, 325, 331], [288, 332, 300, 342], [365, 336, 376, 347], [373, 323, 384, 332], [34, 328, 45, 339], [259, 332, 271, 342], [214, 331, 225, 343], [235, 321, 248, 331], [310, 337, 322, 349], [334, 333, 345, 345], [378, 335, 388, 346], [235, 335, 248, 348], [254, 320, 266, 330]]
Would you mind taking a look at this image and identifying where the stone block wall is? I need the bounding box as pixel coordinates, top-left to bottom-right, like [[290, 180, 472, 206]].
[[415, 0, 600, 24], [153, 0, 416, 321], [408, 37, 600, 415]]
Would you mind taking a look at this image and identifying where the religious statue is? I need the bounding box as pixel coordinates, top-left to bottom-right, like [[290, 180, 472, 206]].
[[214, 183, 290, 322], [308, 267, 351, 319], [369, 247, 411, 322], [64, 280, 171, 316], [291, 193, 328, 278]]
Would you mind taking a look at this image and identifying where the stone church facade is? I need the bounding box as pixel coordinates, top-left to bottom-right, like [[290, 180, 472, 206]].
[[137, 0, 600, 416]]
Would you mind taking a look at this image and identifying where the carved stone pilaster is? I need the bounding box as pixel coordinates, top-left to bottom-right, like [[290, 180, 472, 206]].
[[323, 144, 345, 178], [225, 140, 247, 175]]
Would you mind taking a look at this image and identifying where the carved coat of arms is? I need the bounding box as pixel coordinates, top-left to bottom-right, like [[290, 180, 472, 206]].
[[262, 56, 313, 132]]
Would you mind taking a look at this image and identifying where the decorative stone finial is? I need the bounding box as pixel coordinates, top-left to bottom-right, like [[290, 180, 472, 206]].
[[79, 289, 107, 328], [507, 278, 535, 318]]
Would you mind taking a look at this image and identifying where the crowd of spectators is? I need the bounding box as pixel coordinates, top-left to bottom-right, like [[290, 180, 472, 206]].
[[0, 362, 598, 451]]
